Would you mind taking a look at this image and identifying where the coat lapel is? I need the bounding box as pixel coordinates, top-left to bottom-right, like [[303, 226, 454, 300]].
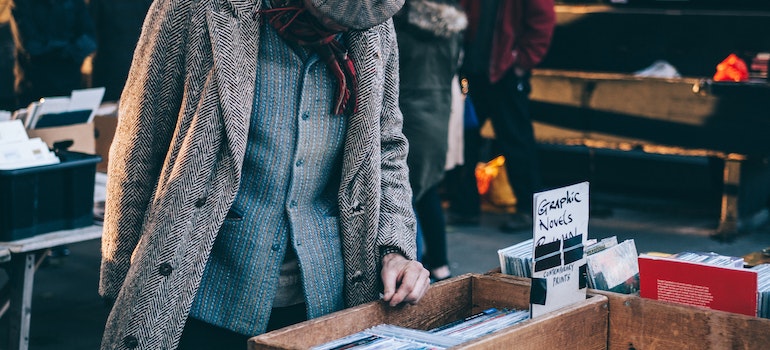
[[341, 29, 380, 190], [206, 0, 261, 167]]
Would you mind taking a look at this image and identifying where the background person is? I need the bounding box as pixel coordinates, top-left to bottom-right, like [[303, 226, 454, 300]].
[[453, 0, 556, 232], [394, 0, 466, 282], [9, 0, 96, 108]]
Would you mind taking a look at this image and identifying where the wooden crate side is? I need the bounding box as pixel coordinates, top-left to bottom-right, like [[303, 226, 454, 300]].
[[596, 290, 770, 350], [457, 295, 609, 350], [389, 273, 473, 330], [471, 274, 531, 313]]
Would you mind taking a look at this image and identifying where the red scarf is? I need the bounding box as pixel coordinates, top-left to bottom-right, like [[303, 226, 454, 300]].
[[256, 2, 358, 115]]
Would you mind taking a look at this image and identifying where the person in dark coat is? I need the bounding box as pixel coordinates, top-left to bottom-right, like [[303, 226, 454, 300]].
[[9, 0, 96, 108], [451, 0, 556, 232], [88, 0, 152, 102], [395, 0, 466, 281]]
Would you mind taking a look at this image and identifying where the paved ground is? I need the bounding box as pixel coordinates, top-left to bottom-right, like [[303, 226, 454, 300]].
[[3, 173, 770, 350]]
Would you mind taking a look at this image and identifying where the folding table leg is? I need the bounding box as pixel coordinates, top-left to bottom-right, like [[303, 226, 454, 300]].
[[7, 253, 35, 350]]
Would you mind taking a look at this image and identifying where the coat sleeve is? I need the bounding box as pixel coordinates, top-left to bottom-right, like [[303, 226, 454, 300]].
[[515, 0, 555, 70], [376, 20, 417, 260], [98, 0, 190, 301]]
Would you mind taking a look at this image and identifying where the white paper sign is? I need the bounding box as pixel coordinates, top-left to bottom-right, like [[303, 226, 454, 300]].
[[530, 181, 589, 318]]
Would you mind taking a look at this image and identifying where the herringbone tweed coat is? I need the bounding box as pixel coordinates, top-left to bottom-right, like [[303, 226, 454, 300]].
[[99, 0, 414, 349]]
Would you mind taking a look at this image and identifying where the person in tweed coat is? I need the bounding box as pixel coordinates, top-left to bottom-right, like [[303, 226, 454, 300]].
[[99, 0, 430, 349]]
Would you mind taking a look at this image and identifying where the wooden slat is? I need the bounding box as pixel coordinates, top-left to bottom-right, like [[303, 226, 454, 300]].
[[471, 274, 531, 312], [537, 137, 736, 160], [594, 290, 770, 350], [458, 296, 608, 350]]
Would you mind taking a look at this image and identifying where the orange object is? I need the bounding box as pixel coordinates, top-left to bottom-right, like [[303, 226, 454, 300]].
[[475, 156, 505, 195], [713, 53, 749, 82]]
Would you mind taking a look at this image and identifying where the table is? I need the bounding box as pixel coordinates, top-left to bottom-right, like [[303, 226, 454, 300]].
[[0, 225, 102, 350]]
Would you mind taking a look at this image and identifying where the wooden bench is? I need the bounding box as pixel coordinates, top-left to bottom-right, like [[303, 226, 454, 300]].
[[522, 69, 770, 240]]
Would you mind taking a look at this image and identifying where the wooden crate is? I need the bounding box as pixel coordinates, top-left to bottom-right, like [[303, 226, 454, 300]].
[[249, 273, 608, 350], [592, 290, 770, 350]]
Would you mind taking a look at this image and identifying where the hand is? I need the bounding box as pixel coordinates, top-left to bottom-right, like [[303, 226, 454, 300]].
[[380, 253, 431, 307]]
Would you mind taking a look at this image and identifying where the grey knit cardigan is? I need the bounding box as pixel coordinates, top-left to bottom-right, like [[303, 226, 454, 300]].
[[99, 0, 414, 349]]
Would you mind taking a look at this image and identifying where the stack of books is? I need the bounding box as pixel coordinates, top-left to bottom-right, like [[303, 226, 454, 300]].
[[639, 252, 758, 317], [0, 120, 59, 170], [751, 263, 770, 319], [497, 239, 534, 278]]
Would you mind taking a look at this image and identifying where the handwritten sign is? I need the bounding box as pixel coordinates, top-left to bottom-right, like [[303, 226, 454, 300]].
[[530, 182, 589, 318]]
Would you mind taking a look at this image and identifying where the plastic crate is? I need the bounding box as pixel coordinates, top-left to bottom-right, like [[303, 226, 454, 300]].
[[0, 151, 101, 241]]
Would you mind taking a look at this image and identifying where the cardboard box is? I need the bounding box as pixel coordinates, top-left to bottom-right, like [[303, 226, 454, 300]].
[[27, 122, 95, 154], [249, 274, 609, 349], [94, 114, 118, 173], [592, 289, 770, 350]]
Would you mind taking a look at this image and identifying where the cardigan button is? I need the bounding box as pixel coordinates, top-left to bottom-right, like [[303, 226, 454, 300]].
[[158, 263, 173, 277], [123, 335, 139, 348]]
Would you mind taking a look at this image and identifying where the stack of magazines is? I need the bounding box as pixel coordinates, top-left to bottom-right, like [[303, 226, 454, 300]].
[[311, 308, 529, 350], [498, 236, 643, 295], [670, 251, 745, 268], [429, 308, 529, 341], [497, 239, 533, 278], [751, 263, 770, 319]]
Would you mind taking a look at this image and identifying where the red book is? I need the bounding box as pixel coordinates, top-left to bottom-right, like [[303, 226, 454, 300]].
[[638, 255, 758, 317]]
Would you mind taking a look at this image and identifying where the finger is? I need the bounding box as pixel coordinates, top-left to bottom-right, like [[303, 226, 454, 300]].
[[405, 269, 431, 305], [381, 266, 398, 302], [381, 258, 407, 302]]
